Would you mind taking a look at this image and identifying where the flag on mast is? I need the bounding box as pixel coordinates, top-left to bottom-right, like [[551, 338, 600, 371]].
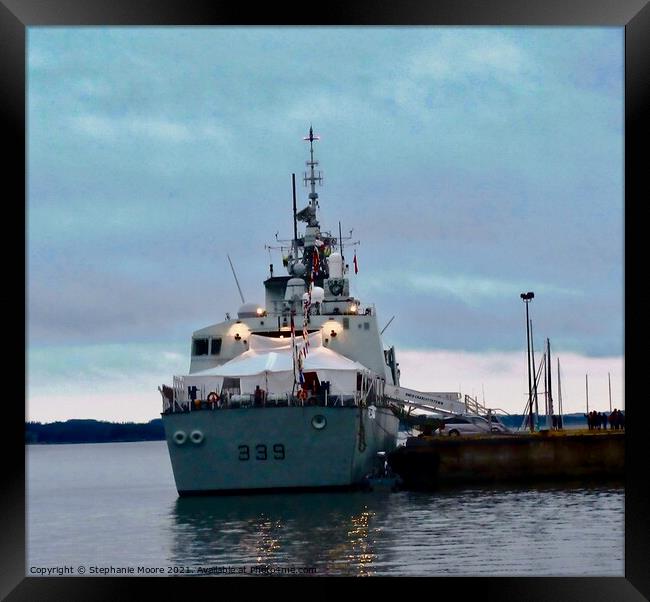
[[353, 250, 358, 274]]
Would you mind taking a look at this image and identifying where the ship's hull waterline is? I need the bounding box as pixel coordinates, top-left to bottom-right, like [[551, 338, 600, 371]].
[[162, 406, 399, 495]]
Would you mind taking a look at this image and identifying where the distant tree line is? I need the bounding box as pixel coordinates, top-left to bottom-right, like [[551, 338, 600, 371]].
[[25, 419, 165, 444]]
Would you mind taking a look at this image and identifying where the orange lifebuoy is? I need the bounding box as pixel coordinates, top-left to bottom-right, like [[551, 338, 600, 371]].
[[298, 388, 308, 400], [207, 392, 220, 403]]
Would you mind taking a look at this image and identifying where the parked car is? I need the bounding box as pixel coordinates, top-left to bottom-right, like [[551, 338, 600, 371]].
[[482, 414, 511, 433], [436, 415, 510, 436]]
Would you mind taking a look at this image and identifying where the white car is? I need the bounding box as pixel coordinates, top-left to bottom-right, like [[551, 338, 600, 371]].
[[483, 414, 511, 433], [437, 415, 509, 436]]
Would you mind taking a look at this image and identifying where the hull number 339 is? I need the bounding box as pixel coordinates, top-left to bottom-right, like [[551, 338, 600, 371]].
[[238, 444, 285, 461]]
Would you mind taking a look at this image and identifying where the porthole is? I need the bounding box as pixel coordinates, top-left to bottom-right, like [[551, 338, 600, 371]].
[[190, 430, 204, 445], [311, 415, 327, 430], [173, 430, 187, 445]]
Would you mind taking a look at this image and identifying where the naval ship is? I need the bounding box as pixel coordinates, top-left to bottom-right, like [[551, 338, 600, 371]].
[[159, 128, 466, 496]]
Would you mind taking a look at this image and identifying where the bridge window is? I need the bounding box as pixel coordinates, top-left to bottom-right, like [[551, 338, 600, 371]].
[[193, 338, 209, 356], [210, 338, 222, 355]]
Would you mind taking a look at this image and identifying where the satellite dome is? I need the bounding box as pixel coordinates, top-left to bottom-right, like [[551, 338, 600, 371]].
[[285, 278, 306, 302], [311, 286, 325, 303], [328, 252, 343, 278], [291, 262, 306, 277], [237, 302, 263, 318]]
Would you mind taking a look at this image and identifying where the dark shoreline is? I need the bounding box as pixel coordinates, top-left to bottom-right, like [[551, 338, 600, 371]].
[[25, 418, 165, 445]]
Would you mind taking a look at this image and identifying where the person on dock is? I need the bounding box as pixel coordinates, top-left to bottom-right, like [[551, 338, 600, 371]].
[[586, 410, 594, 430], [602, 412, 609, 430]]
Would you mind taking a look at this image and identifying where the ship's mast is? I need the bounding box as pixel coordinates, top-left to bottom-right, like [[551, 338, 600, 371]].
[[284, 126, 325, 284], [292, 173, 298, 259], [273, 127, 353, 291], [303, 125, 322, 227]]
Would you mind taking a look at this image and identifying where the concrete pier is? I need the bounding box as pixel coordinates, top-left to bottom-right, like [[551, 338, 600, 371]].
[[388, 430, 624, 490]]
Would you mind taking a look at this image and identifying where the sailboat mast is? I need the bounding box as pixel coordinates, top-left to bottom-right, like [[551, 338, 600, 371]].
[[547, 338, 553, 426], [530, 319, 539, 427], [557, 357, 563, 429], [542, 353, 548, 426], [608, 372, 612, 412]]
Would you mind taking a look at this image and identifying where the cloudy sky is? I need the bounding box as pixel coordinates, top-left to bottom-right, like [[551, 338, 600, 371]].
[[27, 27, 623, 423]]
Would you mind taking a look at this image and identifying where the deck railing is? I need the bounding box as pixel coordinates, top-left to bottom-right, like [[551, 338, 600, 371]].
[[162, 373, 385, 414], [162, 388, 365, 414]]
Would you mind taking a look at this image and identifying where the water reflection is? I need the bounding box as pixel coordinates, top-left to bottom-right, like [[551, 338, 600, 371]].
[[168, 483, 624, 576], [27, 442, 624, 576], [170, 492, 390, 575], [348, 509, 376, 576]]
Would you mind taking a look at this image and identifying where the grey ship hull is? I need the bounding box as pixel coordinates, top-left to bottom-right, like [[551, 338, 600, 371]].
[[162, 406, 399, 495]]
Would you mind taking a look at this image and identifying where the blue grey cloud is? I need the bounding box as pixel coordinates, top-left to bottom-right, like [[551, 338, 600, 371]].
[[28, 27, 623, 359]]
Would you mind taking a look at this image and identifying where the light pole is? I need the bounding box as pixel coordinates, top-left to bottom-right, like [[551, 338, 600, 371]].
[[521, 292, 535, 432]]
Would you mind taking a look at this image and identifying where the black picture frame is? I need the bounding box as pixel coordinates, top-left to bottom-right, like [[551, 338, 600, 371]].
[[3, 1, 646, 599]]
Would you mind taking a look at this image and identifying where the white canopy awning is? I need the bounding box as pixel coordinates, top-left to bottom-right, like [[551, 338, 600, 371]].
[[181, 332, 372, 395]]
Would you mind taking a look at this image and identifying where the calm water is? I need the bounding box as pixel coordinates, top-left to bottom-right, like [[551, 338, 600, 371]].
[[27, 441, 624, 577]]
